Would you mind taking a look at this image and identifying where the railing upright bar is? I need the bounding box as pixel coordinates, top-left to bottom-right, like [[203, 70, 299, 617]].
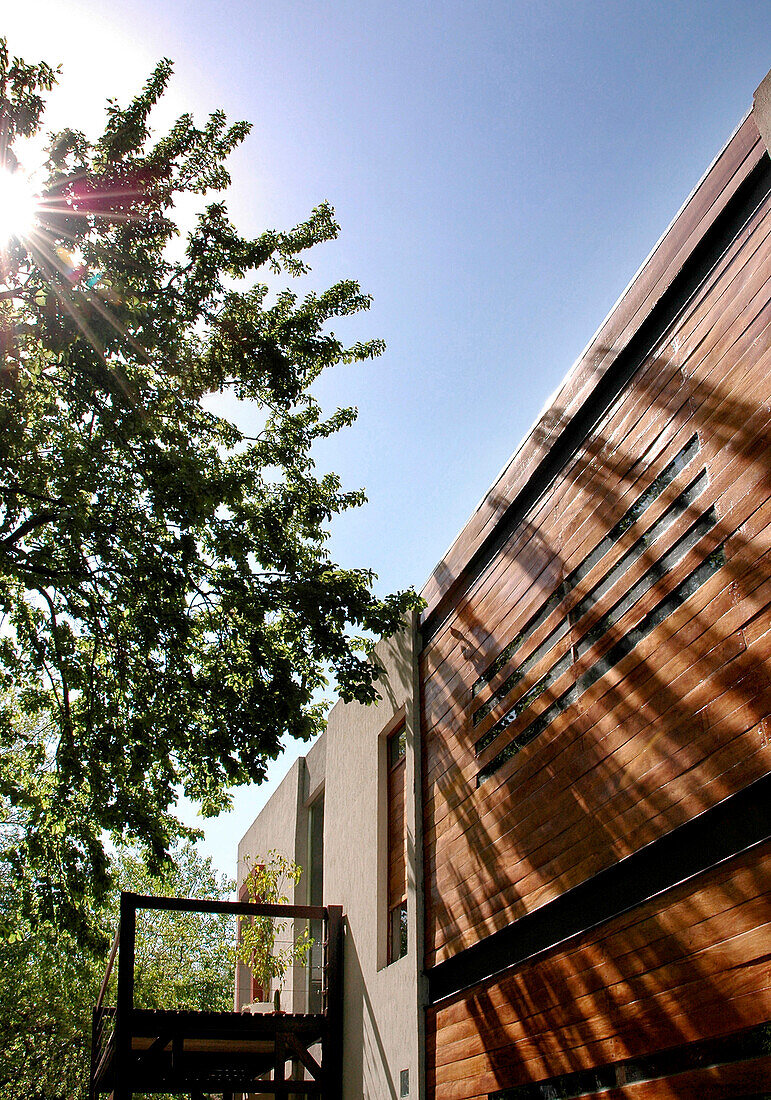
[[322, 905, 344, 1095], [88, 1007, 99, 1100], [320, 910, 329, 1016], [113, 892, 136, 1100]]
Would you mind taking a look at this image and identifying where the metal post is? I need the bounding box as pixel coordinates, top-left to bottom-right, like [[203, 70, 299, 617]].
[[321, 906, 344, 1098], [114, 893, 136, 1100]]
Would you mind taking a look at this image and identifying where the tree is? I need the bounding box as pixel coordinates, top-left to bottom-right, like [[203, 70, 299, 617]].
[[0, 842, 234, 1100], [0, 873, 97, 1100], [0, 41, 420, 940], [114, 843, 235, 1012]]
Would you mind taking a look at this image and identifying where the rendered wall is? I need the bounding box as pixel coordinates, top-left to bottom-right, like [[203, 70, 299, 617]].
[[323, 617, 423, 1100], [236, 755, 310, 1012], [236, 617, 423, 1097]]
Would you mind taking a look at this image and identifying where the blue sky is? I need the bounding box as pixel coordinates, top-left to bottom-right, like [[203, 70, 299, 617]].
[[5, 1, 771, 875]]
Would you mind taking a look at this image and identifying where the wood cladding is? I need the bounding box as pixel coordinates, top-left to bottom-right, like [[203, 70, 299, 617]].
[[426, 844, 771, 1099], [486, 1022, 771, 1099], [388, 726, 407, 909], [421, 139, 771, 972], [427, 775, 770, 1004], [420, 117, 771, 1099]]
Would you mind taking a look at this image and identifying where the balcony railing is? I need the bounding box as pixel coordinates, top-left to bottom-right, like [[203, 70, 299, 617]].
[[89, 891, 343, 1099]]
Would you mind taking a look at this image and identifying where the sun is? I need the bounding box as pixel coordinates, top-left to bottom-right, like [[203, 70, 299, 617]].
[[0, 169, 39, 245]]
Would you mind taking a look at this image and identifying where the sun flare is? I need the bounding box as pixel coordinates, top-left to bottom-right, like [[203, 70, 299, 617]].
[[0, 169, 39, 244]]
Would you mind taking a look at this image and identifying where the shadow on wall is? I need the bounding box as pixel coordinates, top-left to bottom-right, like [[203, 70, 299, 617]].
[[344, 920, 399, 1100], [421, 255, 771, 1092], [375, 620, 416, 716]]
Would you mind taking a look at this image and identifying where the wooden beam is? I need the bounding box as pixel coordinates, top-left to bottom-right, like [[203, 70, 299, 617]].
[[171, 1036, 183, 1075], [274, 1031, 285, 1084], [286, 1033, 322, 1079], [129, 894, 326, 920]]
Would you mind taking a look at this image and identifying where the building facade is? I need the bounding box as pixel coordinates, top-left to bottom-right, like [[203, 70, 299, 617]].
[[237, 623, 425, 1097], [238, 74, 771, 1099]]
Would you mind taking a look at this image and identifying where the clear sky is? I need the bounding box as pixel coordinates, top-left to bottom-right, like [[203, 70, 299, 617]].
[[5, 1, 771, 876]]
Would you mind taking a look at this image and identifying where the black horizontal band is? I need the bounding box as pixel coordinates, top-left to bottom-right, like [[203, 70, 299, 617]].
[[488, 1019, 771, 1100], [427, 772, 771, 1004]]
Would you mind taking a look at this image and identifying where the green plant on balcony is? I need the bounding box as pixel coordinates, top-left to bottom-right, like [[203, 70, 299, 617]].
[[235, 851, 313, 1012]]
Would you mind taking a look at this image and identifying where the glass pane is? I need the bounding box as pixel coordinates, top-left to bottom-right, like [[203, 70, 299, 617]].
[[389, 902, 408, 963], [399, 903, 408, 959], [389, 726, 406, 767]]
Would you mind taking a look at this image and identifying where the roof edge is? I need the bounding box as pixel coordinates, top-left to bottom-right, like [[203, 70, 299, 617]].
[[419, 108, 765, 630]]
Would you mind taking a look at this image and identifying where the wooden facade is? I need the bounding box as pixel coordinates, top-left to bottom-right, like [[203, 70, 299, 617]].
[[427, 846, 771, 1098], [388, 724, 409, 963], [420, 110, 771, 1098]]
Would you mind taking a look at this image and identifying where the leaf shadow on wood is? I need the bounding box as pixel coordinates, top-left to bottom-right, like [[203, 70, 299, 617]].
[[422, 323, 771, 1094]]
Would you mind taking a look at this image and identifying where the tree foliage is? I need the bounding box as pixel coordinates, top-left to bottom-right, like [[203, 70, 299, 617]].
[[0, 842, 233, 1100], [0, 42, 420, 939], [115, 844, 235, 1012]]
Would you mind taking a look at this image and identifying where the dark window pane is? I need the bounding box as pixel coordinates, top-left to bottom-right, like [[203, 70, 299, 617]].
[[389, 902, 408, 963], [389, 726, 406, 768]]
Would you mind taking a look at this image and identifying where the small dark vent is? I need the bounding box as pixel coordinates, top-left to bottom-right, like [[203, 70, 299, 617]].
[[471, 434, 701, 698], [477, 544, 725, 785]]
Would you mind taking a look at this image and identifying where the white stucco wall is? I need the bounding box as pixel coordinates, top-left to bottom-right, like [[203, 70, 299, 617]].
[[236, 751, 317, 1013], [236, 614, 423, 1097], [753, 66, 771, 154], [323, 617, 423, 1100]]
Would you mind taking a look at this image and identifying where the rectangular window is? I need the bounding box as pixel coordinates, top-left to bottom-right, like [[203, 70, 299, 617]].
[[389, 724, 407, 767], [307, 795, 324, 1012], [389, 900, 408, 963], [386, 724, 408, 964]]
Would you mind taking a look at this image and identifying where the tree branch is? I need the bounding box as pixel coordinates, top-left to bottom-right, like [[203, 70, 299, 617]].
[[0, 511, 60, 550]]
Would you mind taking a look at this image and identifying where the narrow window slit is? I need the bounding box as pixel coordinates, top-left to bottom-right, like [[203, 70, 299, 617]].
[[471, 434, 701, 697], [476, 544, 725, 786]]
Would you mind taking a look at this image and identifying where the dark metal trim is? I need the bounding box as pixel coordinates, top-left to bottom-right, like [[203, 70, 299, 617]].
[[427, 773, 771, 1004], [488, 1020, 771, 1099]]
